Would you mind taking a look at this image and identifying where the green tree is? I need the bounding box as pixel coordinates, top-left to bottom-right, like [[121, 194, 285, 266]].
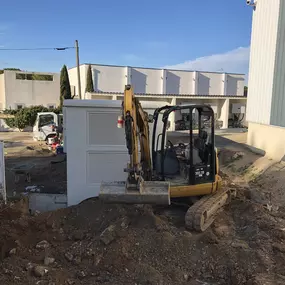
[[244, 86, 248, 96], [3, 105, 49, 131], [85, 64, 94, 92], [60, 65, 72, 108], [0, 68, 21, 74]]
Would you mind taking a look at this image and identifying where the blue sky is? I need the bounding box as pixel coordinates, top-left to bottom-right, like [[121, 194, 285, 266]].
[[0, 0, 253, 76]]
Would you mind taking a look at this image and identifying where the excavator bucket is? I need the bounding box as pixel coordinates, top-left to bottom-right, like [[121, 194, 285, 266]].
[[99, 180, 171, 205]]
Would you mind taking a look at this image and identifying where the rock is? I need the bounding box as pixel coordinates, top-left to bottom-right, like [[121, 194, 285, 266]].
[[25, 262, 34, 271], [94, 254, 102, 266], [9, 248, 17, 255], [136, 264, 163, 285], [231, 240, 249, 250], [44, 257, 55, 266], [183, 273, 189, 281], [73, 255, 81, 265], [120, 217, 130, 229], [100, 225, 116, 245], [182, 231, 192, 238], [233, 152, 244, 160], [272, 243, 285, 253], [73, 231, 84, 241], [33, 265, 48, 277], [213, 225, 231, 238], [65, 252, 74, 262], [76, 271, 87, 279], [67, 279, 75, 285], [36, 240, 50, 249]]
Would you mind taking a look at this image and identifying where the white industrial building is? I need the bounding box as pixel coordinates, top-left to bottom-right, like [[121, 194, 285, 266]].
[[247, 0, 285, 160], [0, 70, 60, 111], [68, 63, 245, 97], [68, 64, 247, 130], [0, 70, 60, 131]]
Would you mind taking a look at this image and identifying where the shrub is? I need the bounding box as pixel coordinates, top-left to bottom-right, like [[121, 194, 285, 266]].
[[3, 105, 54, 131]]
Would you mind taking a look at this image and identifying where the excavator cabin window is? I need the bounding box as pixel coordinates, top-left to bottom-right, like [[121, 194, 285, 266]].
[[152, 105, 216, 186]]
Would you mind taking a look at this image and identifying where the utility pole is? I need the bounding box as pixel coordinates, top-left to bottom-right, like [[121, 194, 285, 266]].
[[75, 40, 82, 99]]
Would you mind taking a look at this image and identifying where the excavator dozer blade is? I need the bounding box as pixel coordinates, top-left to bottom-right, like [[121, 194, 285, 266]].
[[99, 180, 170, 205]]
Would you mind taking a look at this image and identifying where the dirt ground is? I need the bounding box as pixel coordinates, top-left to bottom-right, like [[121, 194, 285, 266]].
[[2, 132, 66, 197], [1, 131, 285, 284]]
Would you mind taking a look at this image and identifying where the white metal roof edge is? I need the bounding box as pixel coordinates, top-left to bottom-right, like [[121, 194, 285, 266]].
[[63, 99, 170, 109]]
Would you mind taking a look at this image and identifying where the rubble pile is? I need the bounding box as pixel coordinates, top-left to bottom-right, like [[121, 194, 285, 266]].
[[0, 191, 285, 285]]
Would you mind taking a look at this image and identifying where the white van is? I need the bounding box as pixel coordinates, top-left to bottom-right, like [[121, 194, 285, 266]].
[[33, 112, 63, 141]]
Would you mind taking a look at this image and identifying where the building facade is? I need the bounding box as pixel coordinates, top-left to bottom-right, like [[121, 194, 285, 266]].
[[247, 0, 285, 160], [68, 63, 245, 99], [0, 70, 60, 111], [68, 63, 246, 131]]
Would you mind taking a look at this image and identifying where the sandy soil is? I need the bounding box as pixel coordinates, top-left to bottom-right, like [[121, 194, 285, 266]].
[[1, 133, 66, 197], [0, 132, 285, 284]]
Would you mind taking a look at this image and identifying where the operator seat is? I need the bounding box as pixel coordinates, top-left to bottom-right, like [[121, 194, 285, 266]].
[[194, 130, 209, 163], [155, 147, 180, 176]]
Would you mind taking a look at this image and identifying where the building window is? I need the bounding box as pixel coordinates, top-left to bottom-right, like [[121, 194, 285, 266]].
[[16, 104, 23, 110], [48, 105, 55, 110], [16, 73, 53, 81]]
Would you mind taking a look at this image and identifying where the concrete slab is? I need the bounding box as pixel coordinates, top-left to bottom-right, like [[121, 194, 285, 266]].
[[28, 193, 67, 214]]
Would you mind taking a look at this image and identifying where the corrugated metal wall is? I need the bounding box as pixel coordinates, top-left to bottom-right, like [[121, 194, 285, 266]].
[[270, 0, 285, 127], [246, 0, 281, 125]]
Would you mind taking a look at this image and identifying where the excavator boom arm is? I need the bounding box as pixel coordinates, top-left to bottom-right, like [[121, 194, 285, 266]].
[[123, 85, 152, 181], [99, 85, 170, 205]]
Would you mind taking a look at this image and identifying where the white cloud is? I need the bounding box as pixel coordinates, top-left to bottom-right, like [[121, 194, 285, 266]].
[[164, 46, 250, 75]]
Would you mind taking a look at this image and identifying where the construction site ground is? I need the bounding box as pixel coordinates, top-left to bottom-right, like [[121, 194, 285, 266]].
[[1, 131, 285, 284]]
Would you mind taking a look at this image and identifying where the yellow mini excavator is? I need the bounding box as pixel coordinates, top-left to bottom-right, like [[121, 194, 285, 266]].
[[99, 84, 234, 232]]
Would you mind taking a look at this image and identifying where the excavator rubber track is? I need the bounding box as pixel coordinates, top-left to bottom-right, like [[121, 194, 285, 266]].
[[185, 188, 235, 232]]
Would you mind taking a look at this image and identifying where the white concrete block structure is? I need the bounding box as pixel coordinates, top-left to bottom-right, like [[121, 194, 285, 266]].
[[247, 0, 285, 159], [63, 99, 167, 206], [0, 70, 59, 110], [0, 70, 60, 131]]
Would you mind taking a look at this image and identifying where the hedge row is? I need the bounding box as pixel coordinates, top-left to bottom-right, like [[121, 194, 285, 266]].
[[3, 105, 62, 131]]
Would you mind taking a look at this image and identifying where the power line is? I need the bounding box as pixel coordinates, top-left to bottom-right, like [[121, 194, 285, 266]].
[[0, 46, 75, 51]]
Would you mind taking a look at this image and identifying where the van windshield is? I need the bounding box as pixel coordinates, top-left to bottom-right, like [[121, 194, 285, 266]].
[[38, 114, 55, 127]]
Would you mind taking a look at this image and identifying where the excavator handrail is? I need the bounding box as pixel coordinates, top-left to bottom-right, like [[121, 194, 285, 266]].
[[151, 105, 172, 171], [161, 104, 215, 123]]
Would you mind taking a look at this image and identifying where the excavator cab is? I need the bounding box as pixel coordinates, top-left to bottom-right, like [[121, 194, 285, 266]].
[[152, 105, 217, 188]]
